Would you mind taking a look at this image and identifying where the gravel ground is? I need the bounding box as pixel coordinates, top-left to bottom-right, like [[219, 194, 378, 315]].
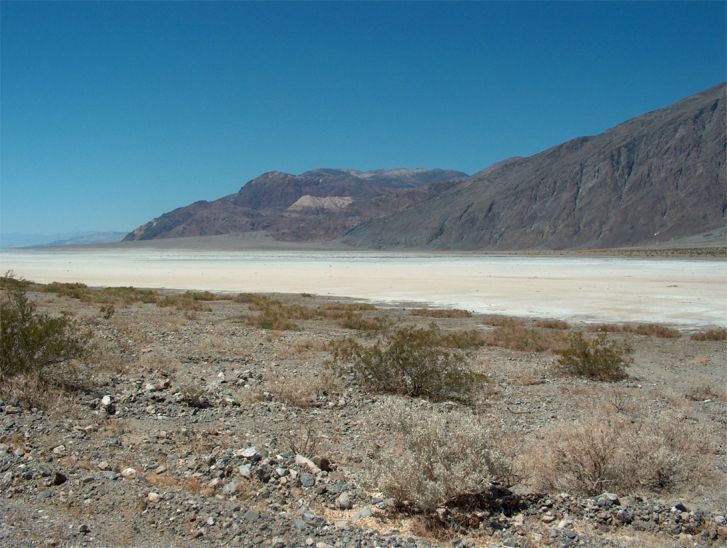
[[1, 287, 725, 547]]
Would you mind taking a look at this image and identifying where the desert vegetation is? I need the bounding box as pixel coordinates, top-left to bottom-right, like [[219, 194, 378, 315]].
[[1, 277, 725, 546]]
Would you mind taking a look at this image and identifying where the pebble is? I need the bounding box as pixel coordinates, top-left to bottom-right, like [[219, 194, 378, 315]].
[[336, 492, 353, 510], [120, 467, 137, 478], [147, 492, 161, 503]]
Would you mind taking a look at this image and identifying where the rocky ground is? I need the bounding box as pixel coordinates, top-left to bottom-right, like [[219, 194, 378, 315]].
[[1, 286, 726, 547]]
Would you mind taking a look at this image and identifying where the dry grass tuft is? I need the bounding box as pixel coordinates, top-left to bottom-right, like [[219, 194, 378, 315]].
[[684, 383, 726, 402], [336, 312, 389, 332], [266, 368, 342, 408]]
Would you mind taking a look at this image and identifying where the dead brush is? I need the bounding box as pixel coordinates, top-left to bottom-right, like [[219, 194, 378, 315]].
[[485, 320, 566, 352], [287, 418, 321, 457], [336, 311, 390, 332], [690, 328, 727, 341], [521, 409, 716, 496], [535, 319, 570, 330], [409, 307, 472, 318], [368, 401, 512, 513], [685, 383, 725, 402], [587, 323, 680, 338], [265, 368, 341, 408]]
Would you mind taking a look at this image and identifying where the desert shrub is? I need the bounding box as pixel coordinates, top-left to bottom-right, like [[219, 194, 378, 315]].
[[486, 321, 556, 352], [690, 328, 727, 341], [437, 329, 487, 349], [556, 332, 632, 381], [337, 311, 389, 332], [588, 323, 680, 338], [157, 294, 210, 312], [371, 402, 509, 513], [331, 326, 482, 402], [247, 306, 300, 330], [1, 280, 89, 380], [632, 324, 680, 338], [535, 319, 570, 330], [524, 411, 714, 495], [685, 383, 725, 402], [318, 302, 376, 320], [410, 307, 472, 318], [235, 293, 280, 309], [184, 290, 230, 301], [266, 367, 343, 408]]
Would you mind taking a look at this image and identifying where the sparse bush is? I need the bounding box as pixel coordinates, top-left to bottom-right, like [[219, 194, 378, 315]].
[[632, 324, 680, 338], [535, 319, 570, 330], [524, 411, 714, 495], [587, 323, 680, 338], [177, 383, 211, 408], [410, 307, 472, 318], [690, 328, 727, 341], [371, 402, 509, 513], [100, 303, 115, 319], [685, 383, 725, 402], [247, 306, 300, 330], [1, 279, 89, 381], [437, 329, 486, 349], [557, 332, 632, 381], [331, 326, 482, 402], [337, 311, 389, 332], [486, 321, 563, 352]]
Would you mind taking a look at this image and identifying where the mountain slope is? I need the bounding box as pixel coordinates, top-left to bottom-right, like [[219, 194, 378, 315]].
[[344, 83, 726, 250], [124, 168, 467, 241]]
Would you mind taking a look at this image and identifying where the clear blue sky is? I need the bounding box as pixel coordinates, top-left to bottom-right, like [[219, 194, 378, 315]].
[[1, 1, 725, 234]]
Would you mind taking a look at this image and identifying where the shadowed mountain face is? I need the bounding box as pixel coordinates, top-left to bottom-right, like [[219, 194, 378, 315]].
[[345, 83, 726, 250], [124, 169, 468, 241], [126, 84, 725, 249]]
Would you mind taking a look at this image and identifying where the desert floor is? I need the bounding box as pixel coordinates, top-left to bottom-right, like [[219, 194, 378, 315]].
[[1, 279, 726, 547]]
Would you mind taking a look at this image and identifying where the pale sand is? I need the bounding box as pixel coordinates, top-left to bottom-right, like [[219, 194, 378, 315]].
[[1, 249, 725, 327]]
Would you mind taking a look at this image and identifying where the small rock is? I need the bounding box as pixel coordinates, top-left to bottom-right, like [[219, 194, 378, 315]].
[[673, 502, 689, 512], [312, 455, 331, 472], [121, 467, 137, 478], [541, 513, 556, 523], [300, 473, 315, 488], [271, 537, 285, 548], [238, 464, 252, 478], [222, 480, 238, 495], [154, 465, 167, 474], [336, 492, 353, 510], [147, 492, 161, 503], [51, 445, 65, 455], [78, 524, 90, 535], [50, 472, 67, 486], [100, 395, 112, 408], [97, 461, 110, 471], [557, 518, 573, 529], [206, 516, 215, 526], [240, 447, 260, 460], [352, 506, 371, 521]]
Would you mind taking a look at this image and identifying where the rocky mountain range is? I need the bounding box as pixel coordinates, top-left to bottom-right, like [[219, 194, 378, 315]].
[[124, 169, 467, 242], [126, 83, 726, 249]]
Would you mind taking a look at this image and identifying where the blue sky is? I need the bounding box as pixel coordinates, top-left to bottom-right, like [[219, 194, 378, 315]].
[[1, 1, 725, 235]]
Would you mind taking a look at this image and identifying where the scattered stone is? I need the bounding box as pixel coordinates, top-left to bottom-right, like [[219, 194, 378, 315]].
[[352, 506, 371, 521], [121, 467, 137, 478], [147, 492, 161, 503], [336, 492, 353, 510], [50, 472, 67, 486], [51, 445, 65, 455], [295, 454, 321, 474], [238, 464, 252, 478]]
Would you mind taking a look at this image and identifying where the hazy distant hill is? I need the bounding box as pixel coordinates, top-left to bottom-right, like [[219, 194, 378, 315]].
[[124, 168, 467, 241], [0, 231, 125, 249], [345, 83, 726, 250]]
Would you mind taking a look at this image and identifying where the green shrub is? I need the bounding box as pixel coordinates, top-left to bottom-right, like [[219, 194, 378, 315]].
[[331, 326, 482, 402], [1, 281, 89, 380], [557, 332, 632, 381]]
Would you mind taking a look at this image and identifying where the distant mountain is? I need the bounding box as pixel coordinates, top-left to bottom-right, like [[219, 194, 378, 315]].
[[345, 83, 727, 250], [0, 231, 126, 249], [124, 168, 468, 241]]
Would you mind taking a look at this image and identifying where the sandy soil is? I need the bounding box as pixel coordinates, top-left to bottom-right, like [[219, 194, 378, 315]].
[[1, 249, 725, 328]]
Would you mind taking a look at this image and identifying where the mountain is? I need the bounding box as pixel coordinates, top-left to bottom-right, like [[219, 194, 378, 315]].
[[345, 83, 726, 250], [124, 168, 468, 241], [0, 231, 126, 249]]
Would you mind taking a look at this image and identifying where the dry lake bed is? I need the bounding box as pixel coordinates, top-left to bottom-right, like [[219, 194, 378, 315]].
[[1, 248, 725, 328]]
